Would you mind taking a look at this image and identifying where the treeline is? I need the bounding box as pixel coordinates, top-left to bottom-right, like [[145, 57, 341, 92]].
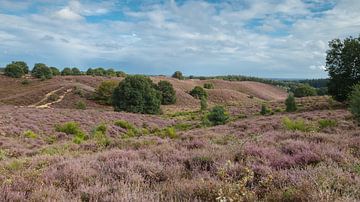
[[1, 61, 126, 79]]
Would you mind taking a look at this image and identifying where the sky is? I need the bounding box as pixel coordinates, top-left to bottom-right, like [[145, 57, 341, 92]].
[[0, 0, 359, 78]]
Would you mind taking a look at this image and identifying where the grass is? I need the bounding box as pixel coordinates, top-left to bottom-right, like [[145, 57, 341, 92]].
[[23, 130, 38, 139], [55, 122, 87, 144], [282, 117, 315, 132], [318, 119, 337, 129]]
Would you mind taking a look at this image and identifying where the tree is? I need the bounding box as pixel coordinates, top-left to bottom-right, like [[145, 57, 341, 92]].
[[172, 71, 184, 80], [326, 35, 360, 101], [61, 68, 73, 76], [71, 67, 81, 75], [50, 67, 60, 76], [293, 84, 317, 97], [157, 80, 176, 105], [207, 106, 229, 125], [12, 61, 29, 74], [95, 80, 119, 105], [116, 71, 126, 77], [106, 68, 116, 77], [349, 83, 360, 122], [190, 86, 208, 99], [32, 63, 53, 79], [4, 63, 25, 78], [112, 75, 162, 114], [285, 93, 297, 112]]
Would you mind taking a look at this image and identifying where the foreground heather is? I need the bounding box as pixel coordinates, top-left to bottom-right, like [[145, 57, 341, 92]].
[[0, 108, 359, 201]]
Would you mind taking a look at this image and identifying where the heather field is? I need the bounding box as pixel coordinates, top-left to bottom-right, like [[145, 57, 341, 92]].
[[0, 75, 359, 201]]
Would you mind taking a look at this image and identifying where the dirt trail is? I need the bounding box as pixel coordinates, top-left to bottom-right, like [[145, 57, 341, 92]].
[[29, 88, 73, 109]]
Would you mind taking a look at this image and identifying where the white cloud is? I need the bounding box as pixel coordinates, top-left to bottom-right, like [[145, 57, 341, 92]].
[[0, 0, 359, 77]]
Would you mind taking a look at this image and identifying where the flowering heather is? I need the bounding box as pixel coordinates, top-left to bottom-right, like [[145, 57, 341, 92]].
[[0, 100, 359, 201]]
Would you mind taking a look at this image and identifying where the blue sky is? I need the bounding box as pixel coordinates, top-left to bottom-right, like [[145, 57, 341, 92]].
[[0, 0, 359, 78]]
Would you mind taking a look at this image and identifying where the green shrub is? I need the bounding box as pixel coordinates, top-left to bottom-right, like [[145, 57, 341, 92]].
[[190, 86, 208, 99], [115, 120, 136, 130], [112, 75, 162, 114], [349, 84, 360, 122], [75, 101, 86, 110], [203, 83, 214, 89], [4, 63, 25, 78], [282, 117, 314, 132], [116, 71, 126, 77], [157, 80, 176, 105], [32, 63, 53, 79], [50, 67, 61, 76], [318, 119, 337, 129], [207, 106, 229, 126], [172, 71, 184, 80], [155, 127, 179, 139], [294, 84, 317, 97], [21, 79, 30, 85], [94, 80, 119, 105], [23, 130, 38, 139], [200, 96, 208, 111], [285, 93, 297, 112], [0, 149, 7, 161], [71, 67, 82, 75], [260, 104, 272, 115], [55, 122, 86, 142], [61, 67, 72, 76], [92, 124, 110, 147]]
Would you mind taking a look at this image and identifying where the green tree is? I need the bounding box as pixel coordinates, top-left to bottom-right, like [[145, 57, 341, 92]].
[[71, 67, 81, 75], [172, 71, 184, 80], [294, 84, 317, 97], [285, 93, 297, 112], [116, 71, 126, 77], [157, 80, 176, 105], [12, 61, 29, 74], [61, 68, 73, 76], [190, 86, 208, 99], [349, 83, 360, 122], [112, 75, 162, 114], [32, 63, 53, 79], [326, 35, 360, 101], [4, 63, 25, 78], [207, 106, 229, 126], [106, 68, 117, 77], [50, 67, 60, 76], [95, 80, 119, 105]]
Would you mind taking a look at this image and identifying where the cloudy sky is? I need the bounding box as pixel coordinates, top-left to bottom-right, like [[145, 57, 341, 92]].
[[0, 0, 359, 78]]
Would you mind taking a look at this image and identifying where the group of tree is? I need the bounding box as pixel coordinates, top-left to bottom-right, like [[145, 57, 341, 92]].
[[4, 61, 29, 78], [94, 75, 176, 114], [86, 68, 126, 77]]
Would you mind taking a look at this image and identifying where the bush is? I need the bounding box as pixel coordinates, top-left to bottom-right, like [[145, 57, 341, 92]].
[[318, 119, 337, 129], [190, 86, 208, 99], [294, 84, 317, 97], [50, 67, 61, 76], [21, 79, 30, 85], [4, 63, 25, 78], [207, 106, 229, 126], [282, 117, 314, 132], [23, 130, 38, 139], [75, 101, 86, 110], [55, 122, 87, 144], [116, 71, 126, 77], [32, 63, 53, 79], [157, 80, 176, 105], [92, 124, 110, 147], [203, 83, 214, 89], [200, 96, 208, 111], [71, 67, 81, 75], [112, 75, 162, 114], [349, 84, 360, 122], [172, 71, 184, 80], [95, 80, 119, 105], [155, 127, 178, 139], [260, 104, 268, 115], [114, 120, 136, 130], [61, 67, 72, 76], [285, 93, 297, 112]]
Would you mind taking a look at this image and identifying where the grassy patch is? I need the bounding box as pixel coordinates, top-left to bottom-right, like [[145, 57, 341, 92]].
[[92, 124, 110, 147], [23, 130, 38, 139], [55, 122, 87, 144], [318, 119, 337, 129], [153, 126, 179, 139], [282, 117, 315, 132]]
